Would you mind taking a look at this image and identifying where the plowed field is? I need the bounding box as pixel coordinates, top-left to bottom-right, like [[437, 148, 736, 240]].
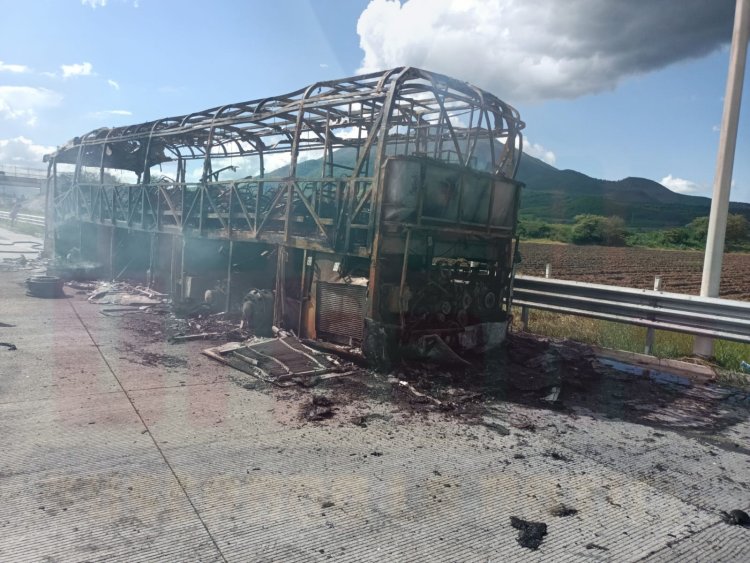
[[517, 242, 750, 301]]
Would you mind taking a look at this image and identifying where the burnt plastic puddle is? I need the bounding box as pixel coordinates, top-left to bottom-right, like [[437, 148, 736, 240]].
[[599, 358, 693, 387]]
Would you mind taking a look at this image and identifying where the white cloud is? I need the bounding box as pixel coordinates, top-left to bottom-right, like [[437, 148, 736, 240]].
[[0, 86, 62, 126], [356, 0, 734, 102], [61, 62, 94, 78], [0, 136, 55, 167], [524, 139, 556, 166], [81, 0, 140, 8], [660, 174, 705, 195], [89, 109, 132, 118], [0, 61, 31, 74], [107, 79, 120, 90]]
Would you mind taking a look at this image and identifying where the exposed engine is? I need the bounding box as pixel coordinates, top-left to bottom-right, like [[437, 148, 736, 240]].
[[381, 260, 507, 340]]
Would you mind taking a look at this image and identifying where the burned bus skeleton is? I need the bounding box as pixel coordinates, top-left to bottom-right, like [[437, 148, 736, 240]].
[[44, 67, 525, 361]]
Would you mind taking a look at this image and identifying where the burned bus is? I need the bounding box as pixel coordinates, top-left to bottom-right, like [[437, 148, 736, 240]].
[[44, 67, 525, 361]]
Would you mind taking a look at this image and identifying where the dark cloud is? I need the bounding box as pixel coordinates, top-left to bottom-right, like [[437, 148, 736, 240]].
[[357, 0, 735, 102]]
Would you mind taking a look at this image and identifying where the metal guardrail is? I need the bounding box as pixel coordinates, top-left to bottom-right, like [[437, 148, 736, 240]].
[[513, 275, 750, 344], [0, 211, 45, 227], [0, 166, 47, 179]]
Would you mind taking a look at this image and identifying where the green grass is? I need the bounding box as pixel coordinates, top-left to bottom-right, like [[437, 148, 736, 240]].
[[0, 218, 44, 238], [513, 308, 750, 386]]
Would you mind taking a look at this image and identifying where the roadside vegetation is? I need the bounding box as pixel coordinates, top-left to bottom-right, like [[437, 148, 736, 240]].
[[518, 213, 750, 252], [512, 308, 750, 386], [0, 218, 44, 238]]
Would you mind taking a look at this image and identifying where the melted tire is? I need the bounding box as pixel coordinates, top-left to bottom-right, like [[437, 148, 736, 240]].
[[26, 276, 64, 298]]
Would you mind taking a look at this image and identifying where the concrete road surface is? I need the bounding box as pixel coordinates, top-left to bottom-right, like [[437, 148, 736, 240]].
[[1, 268, 749, 562], [0, 226, 42, 263]]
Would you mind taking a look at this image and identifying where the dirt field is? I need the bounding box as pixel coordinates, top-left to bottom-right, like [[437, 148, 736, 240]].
[[518, 242, 750, 301]]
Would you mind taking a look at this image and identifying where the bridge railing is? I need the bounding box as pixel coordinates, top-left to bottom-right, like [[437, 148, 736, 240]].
[[0, 165, 48, 180]]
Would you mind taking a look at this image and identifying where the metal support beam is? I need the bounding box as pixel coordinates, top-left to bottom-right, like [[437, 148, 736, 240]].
[[109, 226, 116, 281], [170, 234, 178, 296], [225, 239, 234, 313], [148, 233, 156, 289], [180, 236, 187, 300], [298, 249, 308, 336], [695, 0, 750, 357]]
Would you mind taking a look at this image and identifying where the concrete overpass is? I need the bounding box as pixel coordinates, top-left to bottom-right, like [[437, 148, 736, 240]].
[[0, 165, 46, 199]]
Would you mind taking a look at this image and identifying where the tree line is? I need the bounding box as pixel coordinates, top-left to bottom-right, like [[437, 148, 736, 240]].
[[518, 214, 750, 251]]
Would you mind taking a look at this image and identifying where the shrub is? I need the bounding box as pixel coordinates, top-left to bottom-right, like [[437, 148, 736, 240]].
[[571, 214, 628, 246]]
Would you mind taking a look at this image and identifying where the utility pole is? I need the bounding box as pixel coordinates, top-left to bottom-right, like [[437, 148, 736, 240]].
[[694, 0, 750, 357]]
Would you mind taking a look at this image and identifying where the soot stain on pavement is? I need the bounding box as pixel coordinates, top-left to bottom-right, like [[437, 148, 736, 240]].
[[509, 516, 548, 550], [113, 308, 750, 445], [117, 342, 188, 369], [302, 395, 336, 421]]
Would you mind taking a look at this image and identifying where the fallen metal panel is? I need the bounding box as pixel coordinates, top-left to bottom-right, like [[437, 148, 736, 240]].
[[202, 335, 346, 385]]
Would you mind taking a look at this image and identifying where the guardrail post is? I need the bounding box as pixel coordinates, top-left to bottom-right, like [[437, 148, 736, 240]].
[[644, 276, 662, 355], [520, 264, 550, 332]]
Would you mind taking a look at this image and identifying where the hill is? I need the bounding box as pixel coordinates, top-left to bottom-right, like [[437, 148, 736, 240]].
[[516, 152, 750, 228], [264, 145, 750, 230]]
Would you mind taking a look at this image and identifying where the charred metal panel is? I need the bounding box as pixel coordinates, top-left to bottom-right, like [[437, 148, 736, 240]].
[[381, 157, 521, 231]]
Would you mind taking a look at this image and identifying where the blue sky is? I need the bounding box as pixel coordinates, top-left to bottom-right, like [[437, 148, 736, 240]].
[[1, 0, 748, 202]]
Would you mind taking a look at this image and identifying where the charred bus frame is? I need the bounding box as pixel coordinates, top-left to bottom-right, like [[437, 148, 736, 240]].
[[45, 67, 525, 360]]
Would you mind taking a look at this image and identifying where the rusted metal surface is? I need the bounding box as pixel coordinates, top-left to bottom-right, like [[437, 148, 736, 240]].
[[45, 68, 525, 359], [202, 335, 347, 384]]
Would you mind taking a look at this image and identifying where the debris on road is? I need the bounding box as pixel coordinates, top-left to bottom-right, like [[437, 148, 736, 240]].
[[549, 504, 578, 517], [721, 509, 750, 526], [304, 395, 335, 421], [390, 377, 443, 406], [66, 280, 98, 292], [170, 332, 226, 342], [203, 335, 355, 387], [544, 451, 571, 462], [71, 277, 750, 446], [88, 282, 167, 306], [169, 312, 248, 344], [0, 341, 17, 351], [509, 516, 548, 550], [482, 421, 511, 436]]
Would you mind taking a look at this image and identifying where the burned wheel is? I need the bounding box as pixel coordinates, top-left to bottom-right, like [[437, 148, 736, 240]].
[[26, 276, 64, 298]]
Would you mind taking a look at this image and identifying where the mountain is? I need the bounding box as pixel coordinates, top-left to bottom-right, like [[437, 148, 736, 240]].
[[265, 146, 750, 230], [516, 152, 750, 228]]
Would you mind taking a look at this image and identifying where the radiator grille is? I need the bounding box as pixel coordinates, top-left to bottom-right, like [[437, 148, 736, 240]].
[[316, 282, 367, 342]]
